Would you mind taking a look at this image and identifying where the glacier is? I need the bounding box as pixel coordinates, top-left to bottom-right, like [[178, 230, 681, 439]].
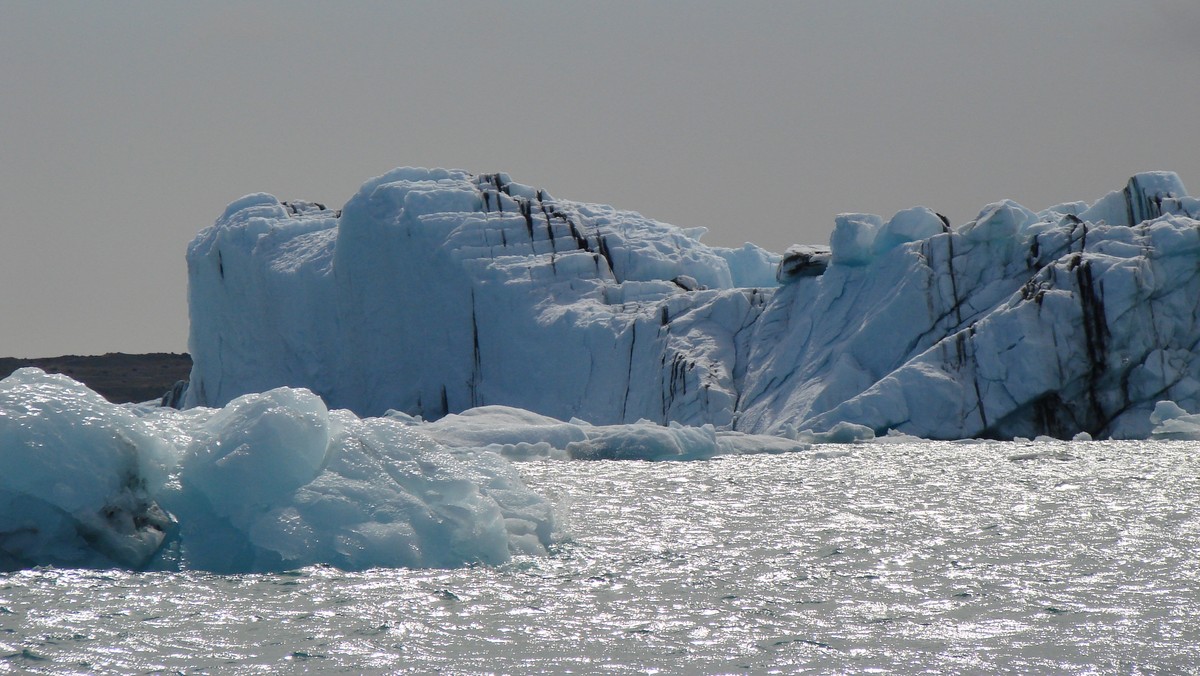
[[185, 167, 1200, 440]]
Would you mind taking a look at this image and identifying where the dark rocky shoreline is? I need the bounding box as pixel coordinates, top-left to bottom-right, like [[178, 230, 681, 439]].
[[0, 353, 191, 404]]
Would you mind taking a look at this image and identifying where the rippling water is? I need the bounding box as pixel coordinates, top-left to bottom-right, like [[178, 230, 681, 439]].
[[3, 440, 1199, 674]]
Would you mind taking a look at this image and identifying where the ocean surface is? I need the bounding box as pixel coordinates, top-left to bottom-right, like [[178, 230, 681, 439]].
[[2, 439, 1198, 674]]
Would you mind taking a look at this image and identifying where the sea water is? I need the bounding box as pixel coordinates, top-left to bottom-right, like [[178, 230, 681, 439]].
[[2, 440, 1198, 674]]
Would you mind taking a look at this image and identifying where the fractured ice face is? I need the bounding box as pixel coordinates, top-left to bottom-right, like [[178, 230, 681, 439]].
[[184, 167, 1200, 440], [183, 168, 785, 429], [762, 186, 1200, 440]]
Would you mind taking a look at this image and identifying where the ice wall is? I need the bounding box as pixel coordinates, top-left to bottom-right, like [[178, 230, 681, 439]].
[[185, 168, 1200, 439], [186, 169, 776, 428]]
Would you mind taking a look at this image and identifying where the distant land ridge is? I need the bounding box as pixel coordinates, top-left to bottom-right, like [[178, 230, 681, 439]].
[[0, 353, 191, 404]]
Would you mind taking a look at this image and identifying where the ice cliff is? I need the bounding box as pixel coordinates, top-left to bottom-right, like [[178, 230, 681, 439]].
[[185, 168, 1200, 440]]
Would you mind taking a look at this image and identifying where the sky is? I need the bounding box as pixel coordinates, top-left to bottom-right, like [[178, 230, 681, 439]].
[[2, 1, 1199, 358]]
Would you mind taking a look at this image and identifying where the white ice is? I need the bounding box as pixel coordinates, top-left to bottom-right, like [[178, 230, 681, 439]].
[[1148, 400, 1200, 440], [408, 405, 813, 461], [183, 168, 1198, 440]]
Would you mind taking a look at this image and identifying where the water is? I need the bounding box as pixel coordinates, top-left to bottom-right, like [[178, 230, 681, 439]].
[[2, 440, 1199, 674]]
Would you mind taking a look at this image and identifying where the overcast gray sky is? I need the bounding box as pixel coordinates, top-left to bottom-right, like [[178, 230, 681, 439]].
[[2, 1, 1198, 358]]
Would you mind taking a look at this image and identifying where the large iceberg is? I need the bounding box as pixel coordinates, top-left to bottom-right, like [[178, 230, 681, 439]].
[[184, 168, 1200, 439], [185, 169, 776, 429]]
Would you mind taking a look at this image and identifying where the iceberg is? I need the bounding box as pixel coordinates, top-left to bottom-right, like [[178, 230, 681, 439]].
[[184, 169, 774, 431], [183, 168, 1200, 440], [0, 368, 554, 572], [0, 369, 174, 570], [758, 174, 1200, 440], [408, 405, 812, 461], [1148, 400, 1200, 440]]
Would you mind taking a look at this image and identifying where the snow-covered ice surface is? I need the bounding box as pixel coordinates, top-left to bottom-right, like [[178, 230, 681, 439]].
[[2, 440, 1197, 673], [185, 167, 1200, 440]]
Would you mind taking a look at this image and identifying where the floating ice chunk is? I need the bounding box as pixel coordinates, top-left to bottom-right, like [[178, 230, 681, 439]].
[[830, 213, 883, 266], [796, 422, 875, 444], [563, 421, 809, 461], [1148, 401, 1200, 440], [157, 395, 556, 572], [418, 406, 811, 461], [874, 428, 925, 444], [0, 369, 175, 570], [217, 412, 551, 570], [0, 371, 555, 573], [421, 405, 588, 450], [566, 422, 719, 460], [714, 431, 812, 455]]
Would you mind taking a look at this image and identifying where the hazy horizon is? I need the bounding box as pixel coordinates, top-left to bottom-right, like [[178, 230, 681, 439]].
[[3, 1, 1198, 358]]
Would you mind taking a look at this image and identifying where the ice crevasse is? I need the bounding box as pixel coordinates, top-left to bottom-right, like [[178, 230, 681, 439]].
[[185, 168, 1200, 440]]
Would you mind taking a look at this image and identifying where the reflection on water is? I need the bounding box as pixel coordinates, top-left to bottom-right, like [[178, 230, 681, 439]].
[[1, 440, 1198, 673]]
